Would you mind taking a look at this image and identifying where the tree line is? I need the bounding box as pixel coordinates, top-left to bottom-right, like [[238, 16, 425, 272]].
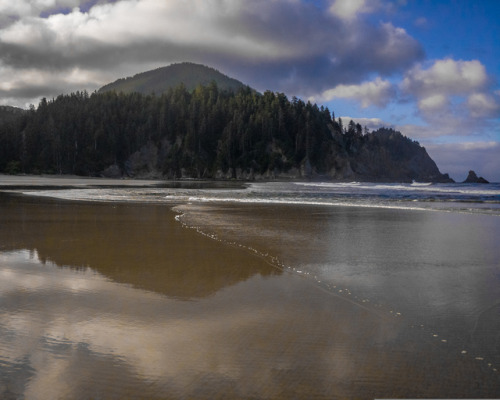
[[0, 83, 427, 179]]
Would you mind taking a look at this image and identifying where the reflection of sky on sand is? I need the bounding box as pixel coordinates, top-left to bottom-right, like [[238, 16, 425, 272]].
[[0, 250, 394, 399], [0, 252, 265, 396], [2, 249, 499, 399]]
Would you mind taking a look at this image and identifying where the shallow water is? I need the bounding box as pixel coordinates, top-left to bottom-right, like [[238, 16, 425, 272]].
[[175, 202, 500, 366], [1, 184, 500, 398]]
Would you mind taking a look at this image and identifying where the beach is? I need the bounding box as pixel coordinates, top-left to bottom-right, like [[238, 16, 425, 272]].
[[1, 176, 499, 399]]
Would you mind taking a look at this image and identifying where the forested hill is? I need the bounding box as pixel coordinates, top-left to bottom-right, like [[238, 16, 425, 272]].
[[0, 84, 453, 182], [0, 106, 25, 125], [99, 62, 249, 95]]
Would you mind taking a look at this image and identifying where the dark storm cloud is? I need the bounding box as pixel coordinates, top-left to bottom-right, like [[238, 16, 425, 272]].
[[223, 20, 424, 97], [0, 0, 424, 101]]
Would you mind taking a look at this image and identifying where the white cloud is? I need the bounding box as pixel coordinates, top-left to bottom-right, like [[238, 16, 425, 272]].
[[402, 58, 488, 99], [328, 0, 372, 20], [0, 0, 81, 18], [338, 116, 394, 131], [400, 57, 500, 124], [317, 77, 394, 108], [418, 94, 448, 111], [0, 1, 292, 60]]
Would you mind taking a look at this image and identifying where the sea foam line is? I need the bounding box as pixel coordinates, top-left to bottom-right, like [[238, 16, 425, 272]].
[[173, 206, 396, 320], [181, 195, 440, 213], [292, 181, 500, 196]]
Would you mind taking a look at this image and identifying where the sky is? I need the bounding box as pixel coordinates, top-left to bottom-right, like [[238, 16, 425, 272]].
[[0, 0, 499, 181]]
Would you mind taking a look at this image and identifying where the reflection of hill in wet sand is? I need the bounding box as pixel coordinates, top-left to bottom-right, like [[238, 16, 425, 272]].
[[0, 194, 279, 299]]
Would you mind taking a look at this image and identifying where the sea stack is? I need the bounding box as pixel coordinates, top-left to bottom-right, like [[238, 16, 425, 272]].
[[463, 170, 489, 184]]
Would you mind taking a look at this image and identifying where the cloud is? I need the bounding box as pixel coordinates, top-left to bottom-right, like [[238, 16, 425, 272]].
[[0, 65, 111, 107], [328, 0, 375, 20], [0, 0, 115, 17], [338, 116, 395, 131], [417, 93, 448, 112], [400, 57, 500, 127], [467, 93, 500, 118], [0, 0, 425, 107], [0, 1, 74, 18], [0, 0, 113, 28], [402, 58, 488, 100], [414, 17, 428, 27], [317, 77, 394, 108]]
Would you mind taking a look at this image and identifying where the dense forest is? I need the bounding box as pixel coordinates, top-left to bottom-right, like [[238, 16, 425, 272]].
[[0, 83, 452, 182]]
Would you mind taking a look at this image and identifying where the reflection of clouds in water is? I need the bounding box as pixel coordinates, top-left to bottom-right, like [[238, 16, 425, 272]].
[[25, 356, 73, 400], [0, 250, 109, 294], [0, 252, 283, 396], [0, 250, 399, 399], [2, 239, 499, 397]]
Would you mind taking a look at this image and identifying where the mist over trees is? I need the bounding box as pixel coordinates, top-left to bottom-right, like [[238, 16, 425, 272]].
[[0, 83, 451, 182]]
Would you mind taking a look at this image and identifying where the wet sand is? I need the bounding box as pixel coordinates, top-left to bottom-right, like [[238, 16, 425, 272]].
[[1, 179, 499, 399], [0, 174, 165, 188]]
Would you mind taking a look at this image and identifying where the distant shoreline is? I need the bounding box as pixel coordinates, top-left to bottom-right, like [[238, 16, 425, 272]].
[[0, 173, 468, 188], [1, 174, 494, 191]]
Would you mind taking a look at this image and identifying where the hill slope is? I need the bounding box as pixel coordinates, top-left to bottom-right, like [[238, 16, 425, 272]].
[[0, 106, 25, 125], [99, 62, 249, 95]]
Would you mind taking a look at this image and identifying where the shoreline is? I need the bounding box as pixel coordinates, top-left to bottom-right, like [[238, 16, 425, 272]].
[[4, 173, 491, 187]]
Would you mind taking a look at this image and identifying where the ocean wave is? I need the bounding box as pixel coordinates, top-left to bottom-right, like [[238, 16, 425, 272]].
[[411, 181, 433, 186], [292, 181, 500, 196]]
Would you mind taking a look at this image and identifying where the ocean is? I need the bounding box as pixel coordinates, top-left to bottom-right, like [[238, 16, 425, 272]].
[[1, 179, 499, 398]]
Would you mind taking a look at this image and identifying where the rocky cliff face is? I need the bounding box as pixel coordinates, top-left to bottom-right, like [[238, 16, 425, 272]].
[[346, 131, 453, 182], [111, 128, 454, 183]]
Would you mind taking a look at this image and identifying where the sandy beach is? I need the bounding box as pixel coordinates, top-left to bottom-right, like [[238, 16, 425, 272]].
[[0, 173, 166, 188], [1, 176, 499, 399]]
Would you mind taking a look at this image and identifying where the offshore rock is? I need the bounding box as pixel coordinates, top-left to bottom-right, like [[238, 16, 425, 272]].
[[463, 170, 489, 184]]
